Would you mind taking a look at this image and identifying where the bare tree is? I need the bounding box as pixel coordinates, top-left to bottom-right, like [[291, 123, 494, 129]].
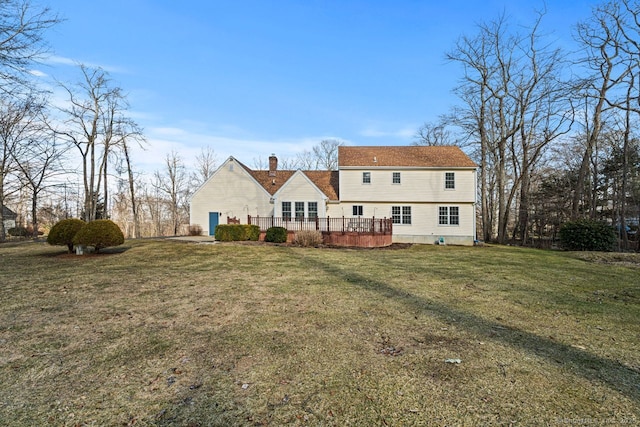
[[447, 13, 521, 243], [57, 65, 142, 222], [448, 9, 573, 244], [572, 0, 630, 219], [191, 145, 217, 188], [0, 95, 43, 240], [13, 130, 68, 237], [154, 150, 189, 236], [0, 0, 60, 95], [312, 139, 342, 170], [121, 138, 140, 238], [413, 121, 454, 146]]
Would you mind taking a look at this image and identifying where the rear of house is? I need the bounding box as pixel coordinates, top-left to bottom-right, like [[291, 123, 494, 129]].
[[190, 145, 477, 245], [337, 146, 477, 245]]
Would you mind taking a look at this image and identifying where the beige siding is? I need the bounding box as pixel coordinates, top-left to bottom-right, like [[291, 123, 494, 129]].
[[274, 173, 327, 216], [332, 201, 476, 245], [190, 158, 272, 235], [340, 169, 476, 203]]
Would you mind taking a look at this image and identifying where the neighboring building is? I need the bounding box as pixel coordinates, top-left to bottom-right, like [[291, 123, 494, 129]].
[[2, 205, 17, 230], [190, 145, 477, 245]]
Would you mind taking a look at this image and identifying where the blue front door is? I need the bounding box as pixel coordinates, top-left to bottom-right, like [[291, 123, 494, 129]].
[[209, 212, 219, 236]]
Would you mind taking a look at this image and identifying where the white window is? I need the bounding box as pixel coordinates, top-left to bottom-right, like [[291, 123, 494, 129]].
[[445, 172, 455, 189], [392, 206, 411, 224], [282, 202, 291, 220], [392, 172, 401, 184], [308, 202, 318, 219], [295, 202, 305, 221], [353, 205, 363, 216], [362, 172, 371, 184], [439, 206, 460, 225]]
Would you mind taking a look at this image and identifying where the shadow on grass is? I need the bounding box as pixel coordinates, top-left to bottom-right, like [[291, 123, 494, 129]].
[[38, 245, 132, 258], [291, 250, 640, 403]]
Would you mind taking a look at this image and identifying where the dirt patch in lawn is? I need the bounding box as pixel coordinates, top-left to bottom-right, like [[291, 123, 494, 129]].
[[571, 251, 640, 268]]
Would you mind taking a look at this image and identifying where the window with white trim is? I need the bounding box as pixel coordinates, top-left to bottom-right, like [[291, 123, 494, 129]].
[[353, 205, 363, 216], [308, 202, 318, 219], [295, 202, 305, 221], [362, 172, 371, 184], [392, 172, 401, 184], [445, 172, 455, 189], [439, 206, 460, 225], [282, 202, 291, 220], [392, 205, 411, 224]]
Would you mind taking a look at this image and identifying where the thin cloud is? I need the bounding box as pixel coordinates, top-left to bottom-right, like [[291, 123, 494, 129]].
[[360, 126, 416, 139], [42, 54, 127, 74]]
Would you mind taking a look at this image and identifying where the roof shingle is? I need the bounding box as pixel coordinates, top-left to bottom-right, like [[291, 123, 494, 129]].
[[338, 145, 476, 168]]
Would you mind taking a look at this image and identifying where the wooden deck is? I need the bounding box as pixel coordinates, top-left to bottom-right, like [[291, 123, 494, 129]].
[[249, 216, 393, 247]]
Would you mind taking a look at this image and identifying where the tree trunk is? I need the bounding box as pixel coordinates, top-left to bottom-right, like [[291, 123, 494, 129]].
[[123, 140, 140, 238]]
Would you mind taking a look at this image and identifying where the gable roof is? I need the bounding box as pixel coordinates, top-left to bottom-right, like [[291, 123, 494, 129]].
[[2, 205, 17, 219], [238, 160, 339, 201], [338, 145, 477, 168]]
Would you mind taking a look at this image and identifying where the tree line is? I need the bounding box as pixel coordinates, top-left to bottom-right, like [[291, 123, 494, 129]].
[[1, 0, 639, 251], [415, 1, 640, 250]]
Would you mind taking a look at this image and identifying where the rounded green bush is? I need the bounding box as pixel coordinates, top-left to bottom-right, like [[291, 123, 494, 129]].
[[47, 218, 86, 253], [265, 226, 288, 243], [72, 219, 124, 253], [559, 219, 616, 251], [8, 226, 29, 237]]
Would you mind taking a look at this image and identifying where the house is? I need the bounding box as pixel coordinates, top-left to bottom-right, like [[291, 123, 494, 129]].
[[2, 205, 17, 230], [189, 145, 477, 245]]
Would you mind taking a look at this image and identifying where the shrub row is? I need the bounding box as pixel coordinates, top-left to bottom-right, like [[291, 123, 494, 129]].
[[214, 224, 260, 241], [47, 218, 124, 253]]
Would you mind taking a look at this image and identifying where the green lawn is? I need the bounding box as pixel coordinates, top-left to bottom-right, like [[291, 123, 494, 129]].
[[0, 240, 638, 426]]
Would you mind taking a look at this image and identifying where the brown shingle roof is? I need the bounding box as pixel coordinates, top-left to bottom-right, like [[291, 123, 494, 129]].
[[249, 170, 296, 195], [243, 163, 339, 201], [338, 145, 477, 168], [303, 170, 339, 201]]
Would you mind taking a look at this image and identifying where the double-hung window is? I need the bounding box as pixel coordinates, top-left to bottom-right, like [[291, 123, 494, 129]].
[[353, 205, 363, 216], [308, 202, 318, 219], [445, 172, 455, 190], [362, 172, 371, 184], [392, 206, 411, 224], [295, 202, 305, 221], [392, 172, 401, 184], [439, 206, 460, 225], [282, 202, 291, 220]]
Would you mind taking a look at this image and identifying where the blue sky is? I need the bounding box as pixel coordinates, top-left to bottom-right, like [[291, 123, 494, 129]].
[[37, 0, 596, 172]]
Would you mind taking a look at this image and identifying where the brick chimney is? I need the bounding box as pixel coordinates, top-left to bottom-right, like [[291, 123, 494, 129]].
[[269, 154, 277, 177]]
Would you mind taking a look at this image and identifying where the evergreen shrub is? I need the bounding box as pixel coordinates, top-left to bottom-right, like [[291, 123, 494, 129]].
[[559, 219, 616, 251], [8, 226, 29, 237], [47, 218, 85, 253], [73, 219, 125, 253], [265, 226, 288, 243]]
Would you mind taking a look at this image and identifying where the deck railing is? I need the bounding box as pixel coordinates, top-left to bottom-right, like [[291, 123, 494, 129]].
[[248, 216, 393, 235]]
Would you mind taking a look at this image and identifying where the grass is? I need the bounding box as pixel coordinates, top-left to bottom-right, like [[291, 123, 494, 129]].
[[0, 240, 638, 426]]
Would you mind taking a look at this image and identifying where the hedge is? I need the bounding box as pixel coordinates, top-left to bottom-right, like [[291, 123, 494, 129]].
[[214, 224, 260, 241]]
